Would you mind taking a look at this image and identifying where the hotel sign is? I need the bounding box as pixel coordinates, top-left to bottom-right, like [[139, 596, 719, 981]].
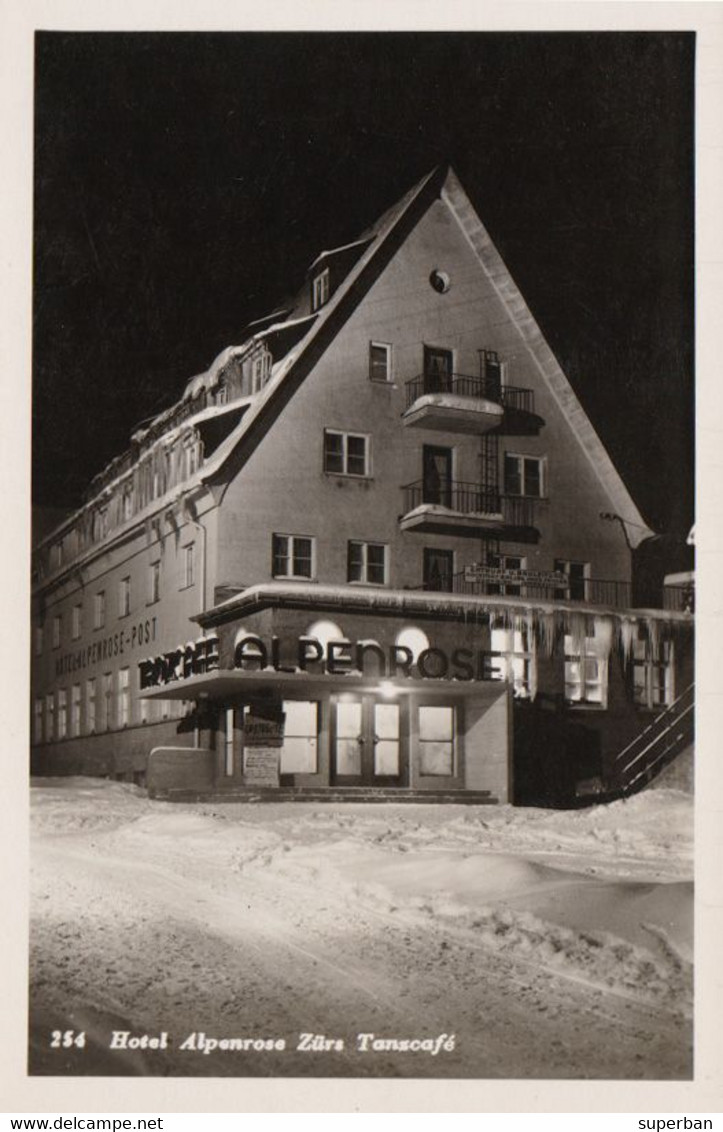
[[233, 635, 486, 682]]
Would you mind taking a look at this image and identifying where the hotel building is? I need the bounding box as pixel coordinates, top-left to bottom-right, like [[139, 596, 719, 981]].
[[30, 166, 694, 805]]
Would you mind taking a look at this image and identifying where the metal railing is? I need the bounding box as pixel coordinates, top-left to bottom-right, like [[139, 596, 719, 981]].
[[663, 583, 695, 613], [447, 570, 632, 608], [405, 372, 535, 415], [402, 481, 539, 528]]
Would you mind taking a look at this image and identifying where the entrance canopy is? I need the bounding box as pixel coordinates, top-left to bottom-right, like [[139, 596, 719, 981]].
[[139, 668, 507, 702]]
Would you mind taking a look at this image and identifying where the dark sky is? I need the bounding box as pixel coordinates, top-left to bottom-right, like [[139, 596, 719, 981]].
[[33, 31, 694, 557]]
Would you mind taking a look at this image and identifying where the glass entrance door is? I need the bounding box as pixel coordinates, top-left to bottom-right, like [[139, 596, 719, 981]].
[[333, 696, 402, 785]]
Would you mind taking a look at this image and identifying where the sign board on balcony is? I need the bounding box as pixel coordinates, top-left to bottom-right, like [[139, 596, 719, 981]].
[[463, 564, 569, 588]]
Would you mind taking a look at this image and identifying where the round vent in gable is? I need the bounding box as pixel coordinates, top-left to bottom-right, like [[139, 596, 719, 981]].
[[429, 270, 451, 294]]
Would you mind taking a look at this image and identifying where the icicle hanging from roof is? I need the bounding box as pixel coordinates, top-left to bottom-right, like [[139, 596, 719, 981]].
[[617, 617, 638, 664], [594, 615, 615, 660]]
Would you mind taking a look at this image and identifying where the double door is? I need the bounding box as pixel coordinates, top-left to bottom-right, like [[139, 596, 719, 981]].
[[332, 695, 403, 785]]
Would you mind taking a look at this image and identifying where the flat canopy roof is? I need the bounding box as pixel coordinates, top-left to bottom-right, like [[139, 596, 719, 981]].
[[140, 669, 506, 702]]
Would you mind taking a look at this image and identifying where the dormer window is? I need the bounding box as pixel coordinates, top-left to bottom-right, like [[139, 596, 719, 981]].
[[251, 348, 272, 393], [312, 268, 330, 312]]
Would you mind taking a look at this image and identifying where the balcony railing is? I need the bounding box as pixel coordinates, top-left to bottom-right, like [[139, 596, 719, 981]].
[[663, 583, 695, 613], [402, 481, 539, 528], [423, 569, 633, 609], [405, 373, 536, 415]]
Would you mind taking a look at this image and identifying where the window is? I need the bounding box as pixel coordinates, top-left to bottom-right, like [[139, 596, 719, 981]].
[[565, 632, 609, 707], [94, 591, 105, 630], [312, 268, 330, 311], [225, 707, 236, 776], [632, 634, 674, 710], [419, 705, 455, 777], [33, 699, 43, 744], [183, 544, 195, 589], [250, 349, 272, 393], [554, 560, 589, 602], [57, 689, 67, 740], [324, 430, 370, 477], [34, 624, 43, 656], [102, 672, 113, 730], [490, 623, 536, 699], [71, 604, 82, 640], [423, 548, 454, 593], [487, 553, 527, 596], [122, 484, 134, 521], [280, 701, 319, 774], [52, 615, 61, 649], [348, 541, 387, 585], [53, 540, 64, 568], [272, 534, 314, 580], [119, 577, 131, 618], [369, 342, 392, 383], [186, 442, 199, 477], [71, 684, 81, 737], [149, 561, 161, 604], [215, 384, 228, 406], [45, 694, 55, 742], [86, 679, 97, 733], [504, 454, 545, 498], [118, 668, 130, 727], [138, 670, 151, 724]]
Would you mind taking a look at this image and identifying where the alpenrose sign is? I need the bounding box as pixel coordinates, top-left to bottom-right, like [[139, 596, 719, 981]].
[[138, 634, 490, 688]]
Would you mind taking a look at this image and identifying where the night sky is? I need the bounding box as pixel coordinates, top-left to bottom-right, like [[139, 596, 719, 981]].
[[33, 32, 694, 567]]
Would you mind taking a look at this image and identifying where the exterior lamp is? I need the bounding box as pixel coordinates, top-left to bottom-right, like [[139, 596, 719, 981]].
[[378, 681, 398, 698]]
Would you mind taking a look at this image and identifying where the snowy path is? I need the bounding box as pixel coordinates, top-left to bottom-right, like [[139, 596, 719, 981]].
[[29, 781, 693, 1078]]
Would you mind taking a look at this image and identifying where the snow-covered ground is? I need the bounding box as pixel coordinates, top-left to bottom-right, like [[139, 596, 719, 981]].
[[29, 779, 693, 1078]]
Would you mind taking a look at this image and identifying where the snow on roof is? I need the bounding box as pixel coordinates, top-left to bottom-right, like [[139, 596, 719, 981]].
[[307, 237, 374, 274], [253, 312, 318, 340], [194, 580, 693, 628]]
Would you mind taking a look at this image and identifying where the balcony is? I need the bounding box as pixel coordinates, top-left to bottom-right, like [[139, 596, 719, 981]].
[[448, 567, 632, 609], [400, 481, 540, 540], [402, 373, 544, 436]]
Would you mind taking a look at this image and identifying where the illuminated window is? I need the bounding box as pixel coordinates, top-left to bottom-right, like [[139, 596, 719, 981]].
[[504, 454, 545, 498], [272, 534, 314, 580], [564, 632, 609, 707], [632, 634, 674, 709], [71, 604, 82, 640], [102, 672, 113, 730], [45, 693, 55, 742], [369, 342, 392, 383], [118, 668, 130, 727], [490, 622, 535, 699], [279, 701, 319, 774], [86, 679, 97, 733], [348, 541, 387, 585], [419, 705, 455, 777], [71, 684, 81, 737], [324, 430, 369, 477], [57, 689, 67, 740]]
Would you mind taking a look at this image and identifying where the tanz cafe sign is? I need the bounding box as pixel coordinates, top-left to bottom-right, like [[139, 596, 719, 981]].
[[139, 633, 489, 688]]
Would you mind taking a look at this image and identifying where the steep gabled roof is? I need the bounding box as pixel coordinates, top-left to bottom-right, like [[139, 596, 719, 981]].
[[201, 164, 653, 546], [201, 165, 651, 547], [440, 168, 655, 547]]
